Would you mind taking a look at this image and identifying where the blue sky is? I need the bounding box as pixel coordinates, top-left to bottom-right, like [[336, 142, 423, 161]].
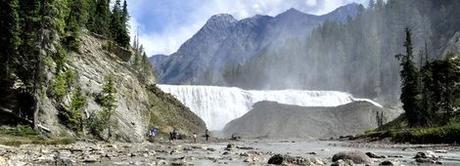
[[127, 0, 369, 56]]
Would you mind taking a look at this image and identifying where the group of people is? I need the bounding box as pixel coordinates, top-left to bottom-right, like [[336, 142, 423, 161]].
[[148, 128, 211, 143]]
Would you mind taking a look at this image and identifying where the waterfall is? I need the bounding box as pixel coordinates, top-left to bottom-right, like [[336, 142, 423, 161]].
[[157, 84, 382, 130]]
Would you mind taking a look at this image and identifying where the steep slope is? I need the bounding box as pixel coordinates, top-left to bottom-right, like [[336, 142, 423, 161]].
[[150, 3, 362, 85], [223, 101, 402, 139], [35, 34, 206, 142]]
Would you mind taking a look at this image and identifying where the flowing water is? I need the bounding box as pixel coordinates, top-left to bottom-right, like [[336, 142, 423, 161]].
[[158, 84, 382, 130]]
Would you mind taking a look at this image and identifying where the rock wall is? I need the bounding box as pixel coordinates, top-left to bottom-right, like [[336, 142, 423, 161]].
[[37, 34, 206, 142]]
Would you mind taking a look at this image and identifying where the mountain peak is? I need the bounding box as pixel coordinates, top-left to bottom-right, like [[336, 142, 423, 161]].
[[320, 3, 363, 22], [278, 8, 306, 17], [207, 14, 237, 24], [286, 8, 302, 13]]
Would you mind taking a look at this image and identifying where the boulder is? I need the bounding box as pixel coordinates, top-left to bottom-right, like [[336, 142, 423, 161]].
[[414, 151, 440, 164], [225, 144, 235, 151], [379, 160, 400, 166], [366, 152, 386, 158], [267, 154, 319, 165], [267, 154, 284, 165], [332, 151, 372, 164], [414, 151, 438, 160], [331, 159, 354, 166]]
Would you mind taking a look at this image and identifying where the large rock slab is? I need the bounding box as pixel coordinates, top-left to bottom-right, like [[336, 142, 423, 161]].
[[223, 101, 401, 139]]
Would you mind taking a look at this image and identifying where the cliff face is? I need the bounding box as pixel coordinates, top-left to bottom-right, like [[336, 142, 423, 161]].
[[36, 34, 206, 142]]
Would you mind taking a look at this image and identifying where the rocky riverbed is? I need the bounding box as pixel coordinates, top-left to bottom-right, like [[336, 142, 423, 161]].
[[0, 139, 459, 165]]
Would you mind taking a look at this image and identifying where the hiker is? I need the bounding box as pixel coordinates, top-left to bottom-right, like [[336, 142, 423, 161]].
[[192, 133, 197, 143], [205, 130, 210, 142], [172, 129, 178, 139]]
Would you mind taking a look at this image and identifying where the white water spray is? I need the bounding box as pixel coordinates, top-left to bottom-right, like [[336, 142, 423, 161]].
[[158, 84, 382, 130]]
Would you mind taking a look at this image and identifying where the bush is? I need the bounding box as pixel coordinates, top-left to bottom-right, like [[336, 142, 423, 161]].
[[50, 70, 77, 101], [51, 73, 67, 100]]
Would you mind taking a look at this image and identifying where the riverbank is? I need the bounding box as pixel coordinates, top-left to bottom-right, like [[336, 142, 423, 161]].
[[1, 138, 459, 165]]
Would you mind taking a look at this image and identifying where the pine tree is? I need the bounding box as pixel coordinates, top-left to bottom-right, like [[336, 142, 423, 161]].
[[65, 0, 88, 50], [396, 28, 421, 127], [122, 0, 129, 24], [0, 0, 21, 87], [69, 87, 87, 132], [119, 0, 130, 47], [86, 0, 97, 32], [109, 0, 130, 47], [99, 75, 117, 139], [93, 0, 110, 36], [18, 0, 42, 90], [110, 0, 122, 41]]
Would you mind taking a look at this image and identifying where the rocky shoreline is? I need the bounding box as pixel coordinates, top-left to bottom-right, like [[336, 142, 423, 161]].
[[0, 139, 459, 165]]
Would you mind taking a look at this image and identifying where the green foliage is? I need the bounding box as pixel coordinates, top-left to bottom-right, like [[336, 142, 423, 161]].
[[90, 75, 117, 140], [100, 75, 117, 114], [0, 0, 21, 83], [89, 0, 110, 36], [396, 28, 422, 127], [54, 46, 68, 73], [0, 126, 75, 146], [64, 0, 88, 51], [52, 73, 68, 100], [17, 0, 42, 91], [66, 87, 87, 132], [109, 0, 130, 47], [51, 70, 76, 100]]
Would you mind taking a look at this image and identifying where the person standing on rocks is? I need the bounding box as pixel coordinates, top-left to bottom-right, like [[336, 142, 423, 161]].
[[205, 130, 210, 142], [193, 133, 197, 143]]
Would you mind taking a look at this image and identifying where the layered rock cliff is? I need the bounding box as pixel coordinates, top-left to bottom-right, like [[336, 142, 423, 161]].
[[33, 34, 206, 142]]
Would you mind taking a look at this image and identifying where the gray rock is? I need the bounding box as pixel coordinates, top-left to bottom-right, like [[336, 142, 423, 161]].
[[414, 151, 438, 160], [332, 151, 372, 164], [366, 152, 386, 158], [267, 154, 312, 165], [225, 144, 235, 151], [331, 159, 354, 166], [379, 160, 400, 166]]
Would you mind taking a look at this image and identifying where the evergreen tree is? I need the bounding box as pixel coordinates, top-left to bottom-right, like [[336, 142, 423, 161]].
[[86, 0, 97, 32], [119, 0, 130, 47], [110, 0, 122, 40], [122, 0, 129, 24], [109, 0, 130, 47], [99, 75, 117, 139], [65, 0, 88, 50], [396, 28, 421, 127], [18, 0, 42, 91], [92, 0, 110, 36], [141, 51, 152, 75], [0, 0, 21, 88], [69, 87, 87, 132]]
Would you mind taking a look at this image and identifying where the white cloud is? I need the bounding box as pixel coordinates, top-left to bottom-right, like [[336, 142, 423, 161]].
[[129, 0, 369, 56]]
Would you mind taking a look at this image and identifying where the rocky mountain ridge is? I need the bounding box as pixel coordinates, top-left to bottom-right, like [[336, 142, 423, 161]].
[[150, 4, 363, 85]]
